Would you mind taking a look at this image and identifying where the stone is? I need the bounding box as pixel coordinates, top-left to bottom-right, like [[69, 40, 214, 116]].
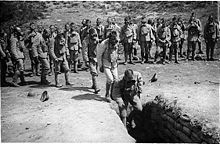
[[176, 130, 192, 143], [174, 121, 183, 130], [182, 126, 191, 136]]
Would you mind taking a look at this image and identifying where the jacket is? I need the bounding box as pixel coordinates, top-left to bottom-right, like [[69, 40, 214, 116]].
[[9, 34, 25, 60], [120, 24, 137, 43], [157, 26, 171, 46], [95, 24, 105, 41], [68, 31, 82, 51], [137, 23, 155, 42], [170, 24, 182, 42], [204, 22, 219, 40]]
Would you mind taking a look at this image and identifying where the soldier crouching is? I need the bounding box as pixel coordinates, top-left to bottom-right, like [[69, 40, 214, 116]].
[[112, 69, 144, 128]]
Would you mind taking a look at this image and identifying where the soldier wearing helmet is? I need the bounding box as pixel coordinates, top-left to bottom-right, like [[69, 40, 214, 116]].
[[112, 69, 144, 127]]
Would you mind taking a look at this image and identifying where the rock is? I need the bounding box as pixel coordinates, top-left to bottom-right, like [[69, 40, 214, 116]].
[[40, 91, 49, 102], [150, 73, 157, 82]]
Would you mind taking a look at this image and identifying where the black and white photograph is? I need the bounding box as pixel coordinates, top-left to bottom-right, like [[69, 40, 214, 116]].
[[0, 1, 219, 143]]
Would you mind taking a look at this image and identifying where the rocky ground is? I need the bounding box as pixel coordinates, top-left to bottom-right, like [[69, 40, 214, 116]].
[[1, 1, 220, 142]]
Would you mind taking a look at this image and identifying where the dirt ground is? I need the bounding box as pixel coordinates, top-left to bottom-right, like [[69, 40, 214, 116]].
[[1, 1, 220, 142]]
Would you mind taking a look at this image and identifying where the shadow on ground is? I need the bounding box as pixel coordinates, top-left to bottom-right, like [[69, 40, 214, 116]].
[[71, 93, 108, 102]]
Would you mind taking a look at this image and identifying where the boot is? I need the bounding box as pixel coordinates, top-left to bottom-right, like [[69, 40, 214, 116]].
[[19, 71, 27, 86], [65, 72, 72, 85], [55, 73, 62, 87], [92, 76, 100, 94], [11, 71, 20, 87], [105, 83, 112, 102], [41, 70, 50, 85]]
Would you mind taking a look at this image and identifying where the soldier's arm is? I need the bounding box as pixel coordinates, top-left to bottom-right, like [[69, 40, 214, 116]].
[[10, 37, 19, 60], [0, 44, 6, 58], [48, 38, 57, 60]]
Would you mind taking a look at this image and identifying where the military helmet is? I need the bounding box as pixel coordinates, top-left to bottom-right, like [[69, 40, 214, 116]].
[[124, 69, 135, 81]]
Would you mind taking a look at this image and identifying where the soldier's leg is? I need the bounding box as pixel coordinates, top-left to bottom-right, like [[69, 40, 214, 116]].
[[11, 60, 20, 87], [192, 41, 196, 61], [174, 42, 179, 63], [197, 38, 203, 54], [29, 50, 34, 77], [187, 41, 191, 60], [33, 56, 40, 76], [145, 41, 149, 63], [54, 60, 62, 87], [115, 97, 128, 127], [18, 59, 26, 85], [206, 41, 209, 61], [210, 40, 216, 60], [62, 57, 72, 85], [140, 42, 145, 63], [73, 51, 79, 73], [131, 95, 143, 112], [124, 43, 128, 64], [162, 44, 167, 63], [1, 59, 7, 85], [89, 60, 100, 93], [39, 58, 50, 85], [148, 41, 153, 59], [128, 43, 134, 64], [104, 67, 114, 102], [169, 43, 173, 61]]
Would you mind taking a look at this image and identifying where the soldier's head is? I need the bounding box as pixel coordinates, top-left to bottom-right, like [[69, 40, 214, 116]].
[[161, 19, 166, 28], [148, 18, 153, 25], [37, 25, 44, 33], [30, 22, 36, 31], [70, 22, 75, 31], [124, 16, 131, 25], [124, 69, 135, 83], [141, 16, 147, 24], [107, 17, 112, 25], [96, 18, 102, 26], [208, 15, 214, 23], [82, 19, 87, 26], [85, 19, 91, 28], [49, 25, 55, 33], [109, 30, 119, 48], [65, 23, 70, 31]]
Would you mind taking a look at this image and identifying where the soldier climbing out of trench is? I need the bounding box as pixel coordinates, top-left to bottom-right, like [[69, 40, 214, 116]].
[[111, 69, 144, 128]]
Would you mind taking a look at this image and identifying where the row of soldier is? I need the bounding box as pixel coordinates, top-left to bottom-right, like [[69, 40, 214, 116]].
[[0, 12, 219, 88]]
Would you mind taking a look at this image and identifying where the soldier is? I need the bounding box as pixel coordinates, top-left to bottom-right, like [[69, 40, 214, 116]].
[[29, 23, 50, 84], [120, 16, 137, 65], [99, 30, 120, 102], [84, 28, 101, 93], [187, 14, 202, 61], [112, 69, 144, 127], [157, 19, 171, 64], [178, 17, 186, 58], [131, 18, 139, 61], [79, 19, 87, 41], [137, 16, 155, 64], [147, 18, 156, 59], [9, 27, 26, 87], [169, 17, 182, 64], [95, 18, 105, 42], [189, 12, 203, 54], [104, 17, 120, 39], [25, 22, 40, 77], [204, 15, 219, 61], [0, 29, 10, 86], [67, 22, 82, 73], [49, 29, 72, 87]]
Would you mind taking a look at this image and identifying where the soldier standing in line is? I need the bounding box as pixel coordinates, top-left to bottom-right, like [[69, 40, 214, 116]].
[[0, 29, 10, 86], [169, 17, 182, 64], [49, 29, 72, 87], [95, 18, 105, 43], [99, 30, 120, 102], [177, 17, 186, 58], [204, 15, 219, 61], [67, 22, 82, 73], [64, 23, 71, 68], [188, 12, 203, 54], [131, 18, 139, 61], [137, 16, 155, 64], [147, 18, 156, 59], [112, 69, 144, 127], [120, 16, 137, 65], [157, 19, 171, 64], [84, 28, 101, 93], [187, 14, 201, 61], [9, 27, 27, 87]]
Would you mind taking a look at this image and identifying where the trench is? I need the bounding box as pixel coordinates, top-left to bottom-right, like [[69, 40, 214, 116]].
[[122, 95, 220, 143]]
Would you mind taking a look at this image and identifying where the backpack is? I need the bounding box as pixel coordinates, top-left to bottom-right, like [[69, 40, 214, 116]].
[[140, 24, 151, 36], [207, 23, 215, 35]]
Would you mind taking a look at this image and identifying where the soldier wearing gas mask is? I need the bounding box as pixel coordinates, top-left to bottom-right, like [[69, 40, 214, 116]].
[[49, 29, 72, 87], [112, 69, 144, 128], [84, 28, 101, 93], [99, 30, 120, 102]]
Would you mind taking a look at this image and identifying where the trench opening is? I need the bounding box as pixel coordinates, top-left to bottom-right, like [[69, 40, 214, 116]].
[[123, 95, 219, 143]]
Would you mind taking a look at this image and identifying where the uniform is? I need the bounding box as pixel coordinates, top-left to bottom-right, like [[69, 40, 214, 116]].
[[169, 23, 182, 63], [178, 21, 186, 57], [0, 37, 8, 85], [204, 21, 219, 60], [120, 24, 137, 64], [100, 38, 119, 101], [187, 20, 201, 60], [49, 34, 71, 87], [95, 24, 105, 42], [137, 23, 155, 63], [9, 34, 26, 86], [112, 70, 143, 127], [67, 31, 82, 72], [157, 25, 171, 64]]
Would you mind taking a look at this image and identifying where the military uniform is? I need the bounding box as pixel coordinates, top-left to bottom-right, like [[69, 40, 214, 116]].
[[67, 31, 82, 72], [137, 23, 155, 63], [187, 20, 201, 60], [112, 70, 143, 127], [9, 34, 26, 86], [120, 24, 137, 64], [157, 25, 171, 64], [170, 23, 182, 63], [178, 21, 186, 57], [204, 21, 219, 60], [0, 37, 8, 85], [95, 24, 105, 42], [49, 34, 71, 87], [100, 37, 119, 101]]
